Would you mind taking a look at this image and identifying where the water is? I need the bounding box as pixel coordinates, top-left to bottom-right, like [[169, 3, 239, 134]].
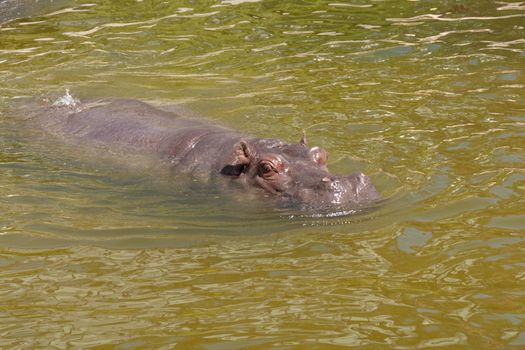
[[1, 0, 524, 348]]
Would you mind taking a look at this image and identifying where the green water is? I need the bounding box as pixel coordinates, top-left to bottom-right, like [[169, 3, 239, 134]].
[[1, 0, 524, 348]]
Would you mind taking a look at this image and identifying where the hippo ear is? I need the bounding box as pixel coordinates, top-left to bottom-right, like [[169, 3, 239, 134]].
[[220, 140, 255, 176], [309, 146, 327, 167], [300, 131, 307, 147]]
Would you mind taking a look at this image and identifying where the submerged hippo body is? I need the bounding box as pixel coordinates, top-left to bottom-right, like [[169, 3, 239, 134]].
[[31, 98, 380, 210]]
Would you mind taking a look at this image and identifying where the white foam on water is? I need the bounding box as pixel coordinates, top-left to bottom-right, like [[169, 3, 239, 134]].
[[52, 89, 80, 107]]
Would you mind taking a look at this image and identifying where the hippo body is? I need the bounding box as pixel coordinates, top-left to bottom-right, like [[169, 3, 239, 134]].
[[31, 98, 380, 210]]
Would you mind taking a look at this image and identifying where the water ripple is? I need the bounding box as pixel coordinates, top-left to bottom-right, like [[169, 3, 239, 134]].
[[1, 0, 524, 347], [387, 13, 525, 23]]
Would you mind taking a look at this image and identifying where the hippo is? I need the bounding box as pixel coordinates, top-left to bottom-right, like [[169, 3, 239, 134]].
[[29, 98, 380, 211]]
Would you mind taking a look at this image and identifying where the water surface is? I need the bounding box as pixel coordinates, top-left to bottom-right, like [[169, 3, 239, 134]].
[[1, 0, 524, 348]]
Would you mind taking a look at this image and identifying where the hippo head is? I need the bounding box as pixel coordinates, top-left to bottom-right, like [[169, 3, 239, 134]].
[[220, 135, 380, 210]]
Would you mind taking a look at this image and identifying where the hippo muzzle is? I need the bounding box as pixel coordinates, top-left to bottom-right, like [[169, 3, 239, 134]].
[[291, 172, 380, 209]]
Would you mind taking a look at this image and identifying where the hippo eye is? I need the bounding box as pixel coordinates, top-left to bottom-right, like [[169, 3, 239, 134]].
[[258, 156, 285, 178], [259, 162, 275, 176]]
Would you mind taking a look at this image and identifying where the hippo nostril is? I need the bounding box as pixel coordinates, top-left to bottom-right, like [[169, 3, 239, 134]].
[[357, 173, 365, 186], [356, 172, 370, 187]]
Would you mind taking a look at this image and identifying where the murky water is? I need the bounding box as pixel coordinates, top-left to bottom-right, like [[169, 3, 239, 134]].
[[1, 0, 524, 348]]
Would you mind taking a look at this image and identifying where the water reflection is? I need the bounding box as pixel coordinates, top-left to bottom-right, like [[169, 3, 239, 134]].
[[1, 0, 524, 348]]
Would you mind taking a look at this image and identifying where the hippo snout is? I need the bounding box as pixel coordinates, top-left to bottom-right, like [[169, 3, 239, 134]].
[[346, 172, 380, 203], [291, 172, 380, 210]]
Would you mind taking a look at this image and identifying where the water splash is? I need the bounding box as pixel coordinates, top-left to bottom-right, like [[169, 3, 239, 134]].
[[52, 89, 80, 107]]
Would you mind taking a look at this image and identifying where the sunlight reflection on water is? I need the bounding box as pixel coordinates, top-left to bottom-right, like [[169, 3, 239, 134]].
[[0, 0, 524, 348]]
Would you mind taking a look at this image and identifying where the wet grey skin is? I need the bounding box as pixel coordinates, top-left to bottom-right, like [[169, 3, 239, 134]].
[[30, 98, 380, 211]]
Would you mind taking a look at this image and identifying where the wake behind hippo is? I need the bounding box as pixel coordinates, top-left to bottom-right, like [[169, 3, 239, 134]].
[[29, 98, 380, 211]]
